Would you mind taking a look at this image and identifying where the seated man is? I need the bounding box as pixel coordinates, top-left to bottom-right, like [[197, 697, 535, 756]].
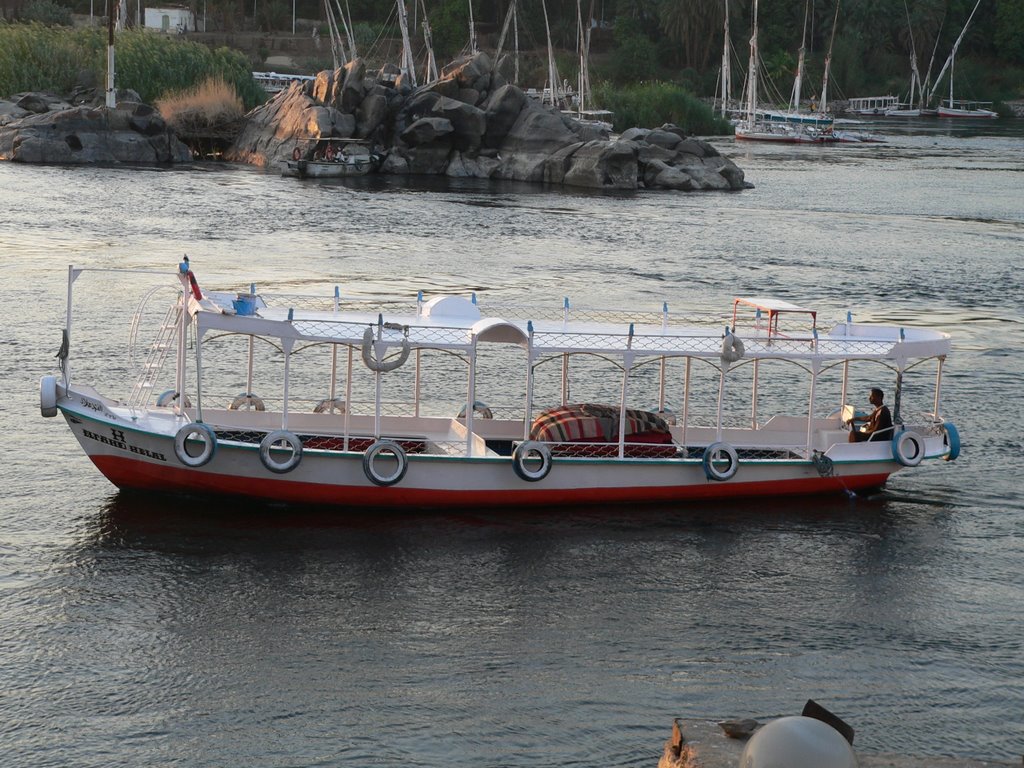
[[847, 387, 894, 442]]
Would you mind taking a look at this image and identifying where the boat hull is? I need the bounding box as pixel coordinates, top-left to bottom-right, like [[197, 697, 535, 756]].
[[936, 106, 997, 118], [282, 158, 375, 178], [58, 394, 904, 511]]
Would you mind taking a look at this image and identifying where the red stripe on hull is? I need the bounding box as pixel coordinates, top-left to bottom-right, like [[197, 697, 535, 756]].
[[90, 454, 891, 509]]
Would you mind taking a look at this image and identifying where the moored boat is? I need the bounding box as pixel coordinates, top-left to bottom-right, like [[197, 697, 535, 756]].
[[936, 99, 998, 118], [282, 138, 380, 178], [40, 265, 961, 510]]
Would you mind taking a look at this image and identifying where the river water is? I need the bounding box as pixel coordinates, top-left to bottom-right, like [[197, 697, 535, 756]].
[[1, 119, 1022, 766]]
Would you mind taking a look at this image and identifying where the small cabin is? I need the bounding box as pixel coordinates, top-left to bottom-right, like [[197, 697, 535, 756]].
[[143, 6, 194, 33]]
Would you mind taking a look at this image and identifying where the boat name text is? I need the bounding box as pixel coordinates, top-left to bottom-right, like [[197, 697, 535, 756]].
[[82, 427, 167, 461]]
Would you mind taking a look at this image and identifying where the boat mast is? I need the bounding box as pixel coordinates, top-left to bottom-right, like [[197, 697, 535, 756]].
[[420, 0, 438, 82], [541, 0, 560, 108], [495, 0, 520, 84], [790, 0, 809, 112], [720, 0, 731, 118], [820, 0, 840, 114], [745, 0, 758, 126], [928, 0, 983, 106], [468, 0, 478, 54], [396, 0, 417, 87], [902, 0, 921, 108]]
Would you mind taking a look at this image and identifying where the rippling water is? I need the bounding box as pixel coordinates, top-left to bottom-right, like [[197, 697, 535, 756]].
[[1, 120, 1022, 766]]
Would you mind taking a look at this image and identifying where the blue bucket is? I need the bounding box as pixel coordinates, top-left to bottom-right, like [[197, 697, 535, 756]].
[[233, 294, 257, 316]]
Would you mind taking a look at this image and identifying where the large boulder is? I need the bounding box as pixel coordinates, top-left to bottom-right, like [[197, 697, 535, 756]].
[[400, 116, 454, 147], [562, 140, 640, 190], [482, 84, 528, 149], [441, 52, 492, 91], [446, 151, 501, 179], [312, 70, 336, 106], [0, 105, 190, 164], [497, 100, 578, 182], [356, 85, 389, 138], [340, 59, 367, 113], [400, 142, 453, 175], [0, 101, 30, 126], [431, 96, 486, 152]]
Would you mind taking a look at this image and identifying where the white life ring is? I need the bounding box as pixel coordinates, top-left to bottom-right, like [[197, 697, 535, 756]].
[[702, 441, 739, 481], [314, 397, 347, 414], [361, 327, 411, 372], [512, 440, 552, 482], [362, 440, 408, 486], [174, 423, 217, 467], [457, 401, 493, 420], [229, 392, 265, 411], [892, 430, 924, 467], [40, 375, 58, 417], [721, 332, 745, 364], [259, 430, 303, 474], [156, 390, 192, 408]]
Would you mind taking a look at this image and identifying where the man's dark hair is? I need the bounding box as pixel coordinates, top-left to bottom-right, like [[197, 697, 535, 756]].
[[871, 387, 884, 399]]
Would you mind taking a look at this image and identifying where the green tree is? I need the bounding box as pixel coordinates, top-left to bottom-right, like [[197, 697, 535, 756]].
[[994, 0, 1024, 63], [658, 0, 722, 70]]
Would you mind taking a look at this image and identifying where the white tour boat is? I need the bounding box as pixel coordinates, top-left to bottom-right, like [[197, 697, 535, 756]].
[[40, 264, 961, 510]]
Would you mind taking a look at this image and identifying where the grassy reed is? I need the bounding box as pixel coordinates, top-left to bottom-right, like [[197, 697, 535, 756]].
[[156, 77, 245, 136], [593, 81, 732, 136], [0, 22, 265, 110]]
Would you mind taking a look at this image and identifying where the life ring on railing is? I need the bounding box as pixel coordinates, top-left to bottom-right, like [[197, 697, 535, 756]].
[[512, 440, 552, 482], [174, 423, 217, 467], [157, 390, 192, 408], [892, 430, 924, 467], [40, 375, 58, 417], [720, 332, 745, 365], [702, 441, 739, 481], [314, 397, 347, 414], [361, 327, 411, 372], [457, 401, 493, 420], [259, 430, 303, 474], [362, 440, 408, 486], [229, 392, 265, 411], [942, 422, 960, 462], [292, 147, 301, 161]]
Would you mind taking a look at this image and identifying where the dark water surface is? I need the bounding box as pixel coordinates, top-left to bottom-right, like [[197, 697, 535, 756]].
[[1, 121, 1022, 766]]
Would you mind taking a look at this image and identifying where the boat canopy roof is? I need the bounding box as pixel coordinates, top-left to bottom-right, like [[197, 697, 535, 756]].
[[193, 290, 951, 362]]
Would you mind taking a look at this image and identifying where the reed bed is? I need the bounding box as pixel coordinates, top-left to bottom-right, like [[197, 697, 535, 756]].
[[156, 77, 245, 138], [0, 22, 265, 110]]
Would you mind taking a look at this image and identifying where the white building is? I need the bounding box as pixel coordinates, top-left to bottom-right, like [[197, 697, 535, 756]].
[[143, 6, 195, 33]]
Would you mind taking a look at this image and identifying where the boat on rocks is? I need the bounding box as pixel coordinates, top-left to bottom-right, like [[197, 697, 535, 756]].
[[40, 264, 961, 510]]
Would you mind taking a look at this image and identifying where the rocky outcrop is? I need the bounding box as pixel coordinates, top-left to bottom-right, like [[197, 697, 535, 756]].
[[0, 96, 191, 164], [226, 52, 750, 192]]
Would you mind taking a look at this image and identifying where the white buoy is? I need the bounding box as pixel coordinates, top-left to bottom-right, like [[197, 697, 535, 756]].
[[740, 716, 858, 768]]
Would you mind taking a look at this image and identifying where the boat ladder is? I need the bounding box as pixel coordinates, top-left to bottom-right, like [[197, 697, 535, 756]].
[[127, 304, 181, 408]]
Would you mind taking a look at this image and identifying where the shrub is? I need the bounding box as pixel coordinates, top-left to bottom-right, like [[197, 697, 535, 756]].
[[0, 24, 266, 110], [593, 80, 732, 135], [20, 0, 72, 26]]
